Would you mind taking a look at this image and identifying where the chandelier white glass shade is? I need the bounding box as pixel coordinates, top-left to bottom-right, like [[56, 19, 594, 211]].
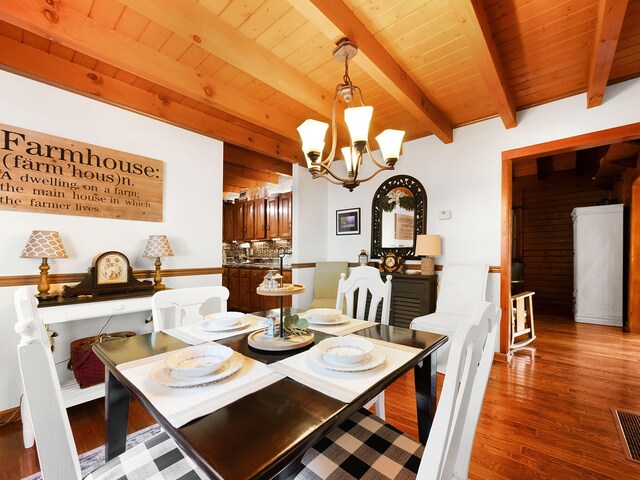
[[297, 39, 405, 191]]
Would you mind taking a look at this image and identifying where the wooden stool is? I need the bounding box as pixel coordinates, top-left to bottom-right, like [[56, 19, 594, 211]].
[[510, 291, 536, 350]]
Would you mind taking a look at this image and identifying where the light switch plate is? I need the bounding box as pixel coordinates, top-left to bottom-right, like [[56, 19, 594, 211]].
[[438, 210, 451, 220]]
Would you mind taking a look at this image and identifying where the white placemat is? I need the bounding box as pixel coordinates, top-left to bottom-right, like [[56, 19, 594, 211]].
[[117, 345, 283, 428], [308, 318, 376, 336], [269, 336, 422, 403], [164, 314, 266, 345]]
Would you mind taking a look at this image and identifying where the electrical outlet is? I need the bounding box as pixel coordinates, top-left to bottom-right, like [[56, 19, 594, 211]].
[[438, 210, 451, 220]]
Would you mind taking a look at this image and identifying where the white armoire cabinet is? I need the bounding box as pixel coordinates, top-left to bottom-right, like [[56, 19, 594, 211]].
[[572, 204, 623, 326]]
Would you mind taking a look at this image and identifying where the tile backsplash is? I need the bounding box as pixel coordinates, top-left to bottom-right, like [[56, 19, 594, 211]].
[[223, 239, 292, 264]]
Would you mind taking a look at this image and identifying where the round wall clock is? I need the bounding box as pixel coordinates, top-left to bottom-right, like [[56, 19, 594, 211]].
[[380, 252, 404, 273]]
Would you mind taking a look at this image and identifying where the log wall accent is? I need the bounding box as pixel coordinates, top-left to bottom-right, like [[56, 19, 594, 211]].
[[513, 170, 610, 314]]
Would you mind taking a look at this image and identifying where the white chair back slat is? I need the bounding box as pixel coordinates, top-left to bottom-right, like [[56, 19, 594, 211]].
[[14, 287, 82, 480], [335, 267, 392, 325], [418, 301, 500, 480], [151, 286, 230, 331]]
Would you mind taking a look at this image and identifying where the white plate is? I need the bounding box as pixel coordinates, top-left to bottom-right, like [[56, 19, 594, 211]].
[[306, 313, 351, 326], [149, 352, 245, 388], [307, 345, 386, 372], [198, 317, 252, 332], [202, 311, 245, 327]]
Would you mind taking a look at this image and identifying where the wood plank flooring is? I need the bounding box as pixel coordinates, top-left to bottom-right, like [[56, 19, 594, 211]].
[[2, 314, 640, 479]]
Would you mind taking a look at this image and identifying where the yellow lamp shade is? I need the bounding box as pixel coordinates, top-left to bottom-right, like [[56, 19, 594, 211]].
[[344, 106, 373, 144], [376, 129, 405, 162], [297, 119, 328, 162]]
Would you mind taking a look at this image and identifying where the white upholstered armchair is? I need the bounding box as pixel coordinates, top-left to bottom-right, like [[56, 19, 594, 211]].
[[411, 264, 489, 373]]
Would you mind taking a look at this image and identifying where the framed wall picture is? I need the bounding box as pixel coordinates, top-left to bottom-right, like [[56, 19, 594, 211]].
[[336, 208, 361, 235]]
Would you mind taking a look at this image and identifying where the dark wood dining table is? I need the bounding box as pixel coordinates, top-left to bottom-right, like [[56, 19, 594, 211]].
[[93, 308, 447, 480]]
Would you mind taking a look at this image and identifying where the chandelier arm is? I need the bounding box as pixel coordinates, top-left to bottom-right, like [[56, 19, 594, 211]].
[[351, 165, 394, 184], [315, 162, 351, 183], [364, 143, 390, 170], [316, 174, 344, 186], [320, 84, 343, 169]]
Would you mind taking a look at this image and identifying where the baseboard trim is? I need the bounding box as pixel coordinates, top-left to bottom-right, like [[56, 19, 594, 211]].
[[494, 352, 513, 364]]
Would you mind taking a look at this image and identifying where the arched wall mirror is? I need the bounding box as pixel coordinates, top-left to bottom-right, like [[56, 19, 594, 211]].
[[371, 175, 427, 260]]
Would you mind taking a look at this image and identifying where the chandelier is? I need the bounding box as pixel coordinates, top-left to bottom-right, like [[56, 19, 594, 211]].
[[297, 39, 405, 191]]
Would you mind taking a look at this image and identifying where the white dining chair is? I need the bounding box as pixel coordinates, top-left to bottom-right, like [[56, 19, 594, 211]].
[[292, 301, 501, 480], [151, 286, 230, 331], [335, 266, 392, 419], [411, 264, 489, 373], [14, 286, 207, 480]]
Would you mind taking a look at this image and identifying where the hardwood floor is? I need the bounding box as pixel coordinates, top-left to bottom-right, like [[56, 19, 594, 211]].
[[2, 314, 640, 479]]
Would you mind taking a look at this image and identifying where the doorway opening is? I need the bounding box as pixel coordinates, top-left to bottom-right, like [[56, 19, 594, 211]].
[[500, 123, 640, 354]]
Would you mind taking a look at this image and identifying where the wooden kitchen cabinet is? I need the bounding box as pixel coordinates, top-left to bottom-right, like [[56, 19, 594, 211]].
[[239, 269, 252, 312], [227, 268, 240, 311], [267, 194, 279, 239], [243, 201, 255, 240], [232, 203, 244, 241], [278, 192, 292, 238], [254, 198, 267, 240], [250, 270, 264, 312], [223, 204, 234, 242]]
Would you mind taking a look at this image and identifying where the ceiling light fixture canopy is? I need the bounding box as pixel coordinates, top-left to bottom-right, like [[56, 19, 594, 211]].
[[297, 39, 405, 191]]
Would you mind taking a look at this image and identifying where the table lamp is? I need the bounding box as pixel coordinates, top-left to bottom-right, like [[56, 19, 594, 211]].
[[20, 230, 68, 299], [415, 234, 441, 275], [143, 235, 173, 290]]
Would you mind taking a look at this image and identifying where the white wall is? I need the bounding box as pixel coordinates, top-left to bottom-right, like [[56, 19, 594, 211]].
[[294, 77, 640, 308], [0, 71, 223, 410]]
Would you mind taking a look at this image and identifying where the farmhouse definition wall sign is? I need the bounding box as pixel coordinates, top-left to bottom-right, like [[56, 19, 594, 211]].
[[0, 123, 164, 221]]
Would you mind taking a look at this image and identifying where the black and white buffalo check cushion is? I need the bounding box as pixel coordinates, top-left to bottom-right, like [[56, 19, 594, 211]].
[[85, 431, 207, 480], [294, 408, 424, 480]]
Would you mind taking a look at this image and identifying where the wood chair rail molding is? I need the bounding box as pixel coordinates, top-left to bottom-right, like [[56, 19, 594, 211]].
[[290, 263, 500, 273], [0, 267, 223, 288], [501, 121, 640, 354]]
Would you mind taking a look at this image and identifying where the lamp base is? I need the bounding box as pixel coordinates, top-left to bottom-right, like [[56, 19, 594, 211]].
[[421, 257, 435, 276], [35, 293, 58, 300], [153, 283, 167, 291]]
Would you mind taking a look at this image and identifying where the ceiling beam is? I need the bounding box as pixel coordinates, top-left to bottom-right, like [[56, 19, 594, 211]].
[[287, 0, 453, 144], [0, 0, 302, 140], [448, 0, 517, 129], [224, 164, 280, 184], [587, 0, 629, 108], [120, 0, 338, 123], [0, 35, 302, 163], [223, 174, 264, 189], [224, 145, 294, 176], [222, 185, 243, 194]]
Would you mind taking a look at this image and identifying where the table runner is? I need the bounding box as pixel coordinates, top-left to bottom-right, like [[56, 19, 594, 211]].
[[164, 314, 266, 345], [269, 336, 421, 403], [116, 345, 283, 428]]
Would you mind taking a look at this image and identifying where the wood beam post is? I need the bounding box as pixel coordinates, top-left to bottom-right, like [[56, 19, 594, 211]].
[[587, 0, 629, 108], [448, 0, 517, 129], [286, 0, 453, 144], [119, 0, 338, 123], [0, 36, 302, 163], [0, 0, 302, 140]]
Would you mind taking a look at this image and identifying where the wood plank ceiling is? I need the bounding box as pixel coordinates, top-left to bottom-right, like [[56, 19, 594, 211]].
[[0, 0, 639, 193]]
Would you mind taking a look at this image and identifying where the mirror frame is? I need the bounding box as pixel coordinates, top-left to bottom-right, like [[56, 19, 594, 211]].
[[371, 175, 427, 261]]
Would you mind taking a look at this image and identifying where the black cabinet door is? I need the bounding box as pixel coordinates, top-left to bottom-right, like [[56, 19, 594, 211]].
[[387, 274, 437, 328]]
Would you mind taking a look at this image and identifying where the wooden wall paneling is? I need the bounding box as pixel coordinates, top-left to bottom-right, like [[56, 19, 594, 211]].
[[630, 176, 640, 332], [587, 0, 629, 108], [500, 156, 513, 354], [0, 36, 302, 164], [509, 176, 595, 340], [0, 0, 303, 140]]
